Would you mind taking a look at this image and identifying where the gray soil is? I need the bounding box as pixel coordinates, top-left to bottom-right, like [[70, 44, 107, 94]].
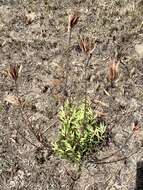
[[0, 0, 143, 189]]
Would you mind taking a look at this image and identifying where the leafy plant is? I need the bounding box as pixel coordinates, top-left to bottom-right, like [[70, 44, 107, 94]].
[[53, 100, 107, 162]]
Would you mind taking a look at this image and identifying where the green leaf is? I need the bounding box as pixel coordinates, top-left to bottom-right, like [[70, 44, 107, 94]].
[[53, 100, 107, 163]]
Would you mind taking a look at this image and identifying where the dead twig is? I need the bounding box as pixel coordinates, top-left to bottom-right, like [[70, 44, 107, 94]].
[[96, 132, 134, 162], [80, 40, 96, 132], [42, 119, 58, 135], [13, 125, 39, 148], [107, 58, 119, 87], [7, 64, 51, 149], [65, 12, 80, 99], [95, 147, 142, 165]]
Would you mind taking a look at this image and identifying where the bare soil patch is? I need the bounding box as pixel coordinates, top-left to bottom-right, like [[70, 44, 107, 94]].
[[0, 0, 143, 189]]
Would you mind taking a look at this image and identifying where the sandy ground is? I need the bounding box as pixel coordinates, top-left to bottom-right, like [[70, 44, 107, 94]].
[[0, 0, 143, 189]]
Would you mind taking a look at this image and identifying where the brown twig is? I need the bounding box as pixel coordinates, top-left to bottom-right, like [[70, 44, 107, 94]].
[[65, 12, 79, 99], [82, 44, 96, 131], [13, 125, 39, 148], [94, 147, 142, 165], [96, 132, 134, 162], [42, 119, 58, 135], [14, 75, 50, 148], [64, 28, 71, 99]]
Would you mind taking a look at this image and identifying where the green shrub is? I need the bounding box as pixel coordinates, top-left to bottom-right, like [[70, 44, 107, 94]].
[[53, 100, 107, 162]]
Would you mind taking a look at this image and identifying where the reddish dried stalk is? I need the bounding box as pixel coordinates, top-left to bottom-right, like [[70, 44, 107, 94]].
[[78, 35, 94, 55], [82, 41, 96, 132], [65, 12, 80, 99], [8, 64, 19, 81], [107, 59, 119, 81]]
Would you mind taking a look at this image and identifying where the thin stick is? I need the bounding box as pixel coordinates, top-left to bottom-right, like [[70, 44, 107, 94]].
[[96, 132, 134, 162], [68, 29, 72, 47], [15, 81, 39, 139], [15, 126, 39, 148], [14, 80, 49, 148], [65, 28, 72, 99], [95, 147, 141, 165], [42, 120, 58, 135], [83, 57, 89, 129], [82, 48, 95, 131]]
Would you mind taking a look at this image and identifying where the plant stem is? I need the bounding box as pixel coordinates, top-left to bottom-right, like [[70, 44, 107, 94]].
[[97, 132, 134, 161], [82, 52, 94, 132], [68, 29, 72, 47], [95, 147, 141, 165], [65, 28, 72, 100], [13, 125, 39, 148], [14, 80, 50, 148]]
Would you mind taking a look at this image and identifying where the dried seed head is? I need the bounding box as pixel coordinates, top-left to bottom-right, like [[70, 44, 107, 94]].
[[79, 36, 90, 53], [78, 35, 94, 54], [25, 11, 36, 24], [132, 121, 140, 132], [7, 64, 23, 81], [8, 64, 19, 81], [68, 11, 79, 32], [107, 59, 119, 81]]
